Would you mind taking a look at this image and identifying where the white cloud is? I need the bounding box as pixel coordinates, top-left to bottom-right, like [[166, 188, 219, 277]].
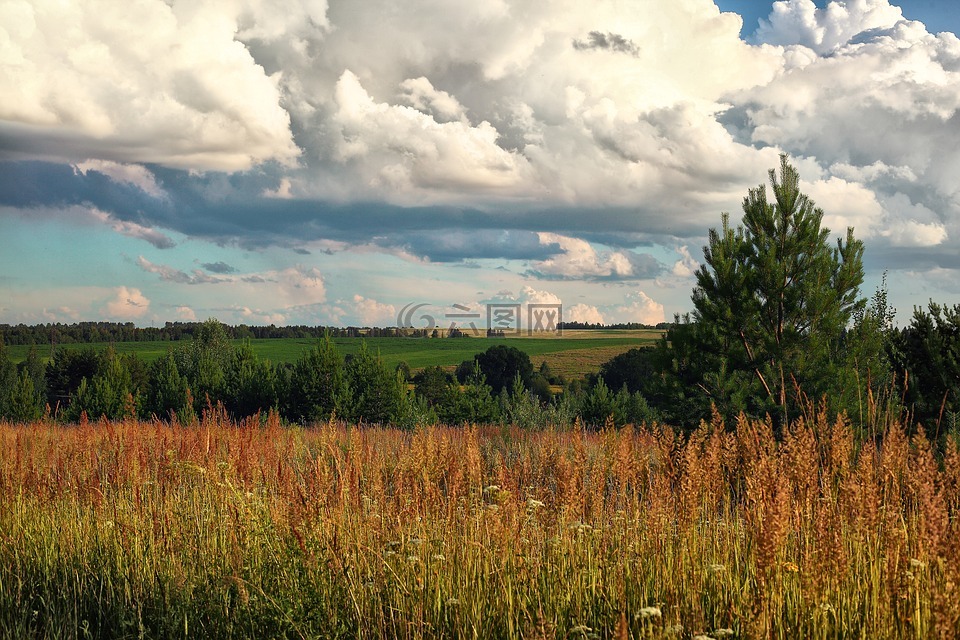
[[567, 303, 605, 325], [331, 70, 534, 196], [104, 286, 150, 320], [0, 0, 301, 170], [5, 0, 960, 326], [398, 77, 467, 123], [517, 285, 562, 306], [175, 305, 197, 321], [74, 159, 166, 198], [42, 306, 81, 322], [236, 306, 287, 325], [351, 295, 396, 326], [135, 258, 327, 321], [671, 245, 700, 278], [609, 291, 665, 325], [756, 0, 904, 54], [532, 233, 634, 279]]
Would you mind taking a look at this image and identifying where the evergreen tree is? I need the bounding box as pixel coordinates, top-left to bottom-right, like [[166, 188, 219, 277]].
[[894, 301, 960, 436], [345, 342, 399, 425], [224, 340, 278, 419], [66, 347, 138, 422], [8, 371, 43, 422], [288, 335, 348, 424], [46, 348, 99, 414], [672, 156, 866, 427], [0, 340, 16, 419], [439, 362, 499, 425], [20, 346, 47, 411], [144, 351, 194, 423], [174, 318, 232, 415]]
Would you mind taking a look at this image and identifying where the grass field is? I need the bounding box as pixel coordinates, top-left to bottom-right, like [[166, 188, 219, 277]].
[[1, 413, 957, 638], [5, 330, 662, 380]]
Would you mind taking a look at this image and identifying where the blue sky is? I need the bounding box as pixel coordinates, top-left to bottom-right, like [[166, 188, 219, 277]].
[[2, 0, 960, 327], [716, 0, 960, 36]]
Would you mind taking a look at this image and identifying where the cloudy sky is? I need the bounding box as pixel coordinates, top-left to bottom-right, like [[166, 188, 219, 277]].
[[2, 0, 959, 328]]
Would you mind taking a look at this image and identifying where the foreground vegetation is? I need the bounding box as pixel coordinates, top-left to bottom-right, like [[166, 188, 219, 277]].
[[1, 413, 958, 639]]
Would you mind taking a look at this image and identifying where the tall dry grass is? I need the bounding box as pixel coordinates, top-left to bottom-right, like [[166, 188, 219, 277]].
[[0, 409, 957, 639]]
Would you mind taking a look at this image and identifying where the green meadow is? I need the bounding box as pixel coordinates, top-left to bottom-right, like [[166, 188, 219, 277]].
[[5, 330, 661, 380]]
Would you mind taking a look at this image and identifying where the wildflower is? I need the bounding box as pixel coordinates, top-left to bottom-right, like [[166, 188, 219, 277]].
[[431, 554, 446, 562], [909, 558, 926, 570], [446, 597, 460, 606], [526, 498, 545, 510], [483, 485, 500, 495], [636, 606, 662, 619], [408, 537, 423, 546], [712, 629, 735, 638], [406, 555, 419, 563], [665, 623, 684, 636], [709, 564, 726, 573]]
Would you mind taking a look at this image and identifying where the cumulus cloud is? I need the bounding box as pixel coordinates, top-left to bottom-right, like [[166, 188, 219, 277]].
[[610, 291, 666, 325], [671, 246, 700, 278], [0, 0, 301, 170], [567, 303, 605, 325], [331, 70, 534, 196], [755, 0, 904, 54], [104, 286, 150, 320], [351, 295, 397, 326], [3, 0, 960, 324], [175, 305, 197, 321], [528, 233, 661, 280]]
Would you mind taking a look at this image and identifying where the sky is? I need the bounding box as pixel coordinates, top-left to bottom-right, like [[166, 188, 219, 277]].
[[2, 0, 960, 329]]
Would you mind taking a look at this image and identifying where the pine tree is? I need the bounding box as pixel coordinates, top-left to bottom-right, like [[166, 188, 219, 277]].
[[678, 155, 865, 426], [288, 335, 348, 424]]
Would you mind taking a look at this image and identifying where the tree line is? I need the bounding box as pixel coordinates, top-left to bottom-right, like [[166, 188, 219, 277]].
[[0, 322, 439, 347], [0, 321, 658, 429]]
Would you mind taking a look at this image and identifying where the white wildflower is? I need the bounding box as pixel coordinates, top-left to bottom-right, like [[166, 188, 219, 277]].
[[636, 606, 662, 619]]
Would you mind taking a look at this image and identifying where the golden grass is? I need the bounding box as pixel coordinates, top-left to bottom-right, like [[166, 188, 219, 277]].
[[0, 410, 957, 638]]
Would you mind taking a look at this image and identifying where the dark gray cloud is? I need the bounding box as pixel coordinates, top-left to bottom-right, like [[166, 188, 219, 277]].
[[200, 261, 238, 274], [0, 160, 704, 262], [572, 31, 640, 56], [375, 230, 560, 263]]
